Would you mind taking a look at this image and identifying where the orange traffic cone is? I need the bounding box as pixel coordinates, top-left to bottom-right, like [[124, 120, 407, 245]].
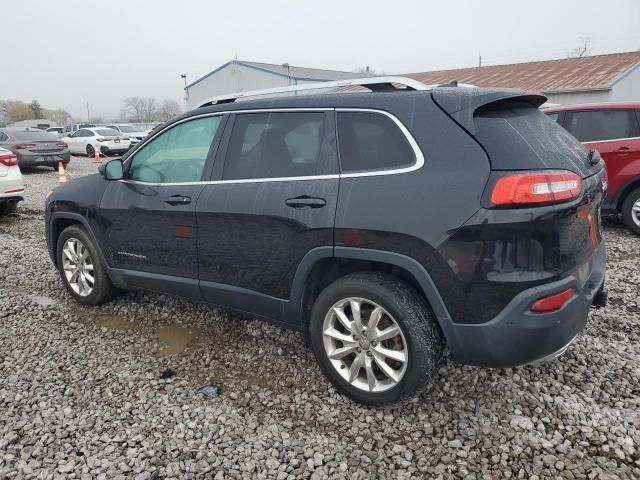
[[57, 161, 67, 185], [94, 142, 101, 163]]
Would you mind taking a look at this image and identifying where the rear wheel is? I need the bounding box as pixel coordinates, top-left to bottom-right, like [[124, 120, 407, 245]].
[[621, 187, 640, 235], [86, 144, 97, 158], [56, 225, 117, 305], [309, 272, 444, 406]]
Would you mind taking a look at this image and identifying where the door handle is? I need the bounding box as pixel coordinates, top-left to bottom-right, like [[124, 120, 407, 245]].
[[616, 147, 632, 154], [165, 195, 191, 206], [285, 196, 326, 209]]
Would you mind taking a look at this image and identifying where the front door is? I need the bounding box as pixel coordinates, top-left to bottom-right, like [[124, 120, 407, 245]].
[[100, 114, 225, 297], [196, 110, 339, 321]]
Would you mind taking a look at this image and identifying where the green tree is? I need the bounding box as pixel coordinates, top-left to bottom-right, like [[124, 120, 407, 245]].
[[8, 104, 34, 122]]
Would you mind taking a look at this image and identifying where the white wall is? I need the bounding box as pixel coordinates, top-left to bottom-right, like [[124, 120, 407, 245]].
[[611, 65, 640, 102], [185, 63, 318, 109]]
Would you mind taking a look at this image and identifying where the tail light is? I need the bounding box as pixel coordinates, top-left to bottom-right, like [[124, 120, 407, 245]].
[[56, 142, 67, 148], [0, 153, 18, 166], [96, 137, 109, 142], [531, 288, 574, 313], [14, 143, 36, 149], [491, 171, 582, 206]]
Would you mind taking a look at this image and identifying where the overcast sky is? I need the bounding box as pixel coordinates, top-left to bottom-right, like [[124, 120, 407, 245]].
[[3, 0, 639, 120]]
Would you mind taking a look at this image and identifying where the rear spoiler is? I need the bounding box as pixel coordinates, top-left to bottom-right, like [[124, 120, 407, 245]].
[[432, 88, 547, 135]]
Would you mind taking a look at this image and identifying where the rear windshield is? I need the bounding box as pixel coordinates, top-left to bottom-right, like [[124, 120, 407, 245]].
[[10, 130, 60, 141], [96, 129, 119, 136], [474, 102, 591, 175]]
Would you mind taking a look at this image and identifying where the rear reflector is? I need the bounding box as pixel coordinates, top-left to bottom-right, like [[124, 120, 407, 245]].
[[491, 171, 582, 206], [4, 187, 24, 194], [14, 143, 36, 149], [531, 288, 574, 313], [0, 154, 18, 166]]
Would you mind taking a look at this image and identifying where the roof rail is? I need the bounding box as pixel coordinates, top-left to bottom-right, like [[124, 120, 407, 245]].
[[196, 76, 431, 108]]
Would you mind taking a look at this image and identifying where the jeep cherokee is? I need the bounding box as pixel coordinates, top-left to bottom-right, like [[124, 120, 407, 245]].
[[45, 77, 607, 405]]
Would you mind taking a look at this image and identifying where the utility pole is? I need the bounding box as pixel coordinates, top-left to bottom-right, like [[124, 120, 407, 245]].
[[86, 101, 90, 122], [180, 74, 188, 109], [478, 54, 482, 67], [282, 63, 291, 86]]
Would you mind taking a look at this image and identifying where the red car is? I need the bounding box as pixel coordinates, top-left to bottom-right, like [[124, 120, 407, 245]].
[[545, 102, 640, 235]]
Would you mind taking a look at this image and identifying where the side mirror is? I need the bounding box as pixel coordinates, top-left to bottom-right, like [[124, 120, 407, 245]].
[[100, 159, 123, 180]]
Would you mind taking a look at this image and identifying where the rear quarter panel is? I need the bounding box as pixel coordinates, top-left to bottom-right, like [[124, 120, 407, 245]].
[[334, 94, 491, 319]]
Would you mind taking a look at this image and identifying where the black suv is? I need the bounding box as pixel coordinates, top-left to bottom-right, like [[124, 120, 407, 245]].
[[45, 79, 607, 405]]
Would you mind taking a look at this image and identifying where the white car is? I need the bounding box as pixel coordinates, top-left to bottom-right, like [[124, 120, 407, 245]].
[[105, 124, 149, 145], [0, 146, 24, 216], [64, 127, 131, 157]]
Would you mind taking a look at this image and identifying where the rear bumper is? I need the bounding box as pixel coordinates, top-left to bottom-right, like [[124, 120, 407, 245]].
[[17, 151, 70, 166], [99, 146, 129, 155], [447, 242, 606, 367]]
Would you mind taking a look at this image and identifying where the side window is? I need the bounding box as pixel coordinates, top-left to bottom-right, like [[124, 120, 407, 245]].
[[545, 112, 559, 123], [337, 111, 415, 173], [128, 116, 222, 183], [222, 112, 325, 180], [565, 110, 640, 142], [0, 132, 7, 142]]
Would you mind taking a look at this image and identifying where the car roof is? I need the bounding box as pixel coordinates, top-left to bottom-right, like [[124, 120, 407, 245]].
[[544, 102, 640, 113]]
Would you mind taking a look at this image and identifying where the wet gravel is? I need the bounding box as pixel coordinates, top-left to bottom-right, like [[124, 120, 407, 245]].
[[1, 158, 639, 479]]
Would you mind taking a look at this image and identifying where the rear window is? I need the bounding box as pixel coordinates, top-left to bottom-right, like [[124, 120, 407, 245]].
[[474, 102, 590, 175], [10, 130, 60, 141], [96, 129, 119, 136], [564, 110, 640, 142], [337, 112, 415, 173]]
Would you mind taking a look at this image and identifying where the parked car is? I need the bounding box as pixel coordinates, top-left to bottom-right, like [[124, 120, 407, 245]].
[[46, 127, 64, 135], [45, 79, 607, 405], [0, 128, 70, 169], [0, 146, 24, 216], [105, 124, 149, 145], [545, 103, 640, 234], [61, 123, 97, 136], [64, 127, 131, 157]]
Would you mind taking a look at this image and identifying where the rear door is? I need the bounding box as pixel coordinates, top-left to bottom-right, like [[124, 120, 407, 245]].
[[562, 108, 640, 198], [196, 109, 339, 320], [100, 114, 225, 297]]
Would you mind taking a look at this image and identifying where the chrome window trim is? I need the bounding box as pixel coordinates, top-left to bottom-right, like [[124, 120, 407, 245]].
[[579, 135, 640, 145], [121, 108, 424, 187]]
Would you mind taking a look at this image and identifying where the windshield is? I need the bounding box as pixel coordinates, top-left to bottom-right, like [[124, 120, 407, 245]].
[[96, 129, 120, 136]]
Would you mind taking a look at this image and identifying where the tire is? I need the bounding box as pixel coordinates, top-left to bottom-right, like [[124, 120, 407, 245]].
[[621, 187, 640, 236], [309, 272, 444, 406], [86, 144, 96, 158], [56, 225, 117, 306]]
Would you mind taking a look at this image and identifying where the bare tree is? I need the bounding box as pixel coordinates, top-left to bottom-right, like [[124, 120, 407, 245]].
[[353, 66, 383, 75], [142, 98, 158, 122], [158, 99, 181, 121], [122, 97, 146, 122], [567, 37, 593, 58]]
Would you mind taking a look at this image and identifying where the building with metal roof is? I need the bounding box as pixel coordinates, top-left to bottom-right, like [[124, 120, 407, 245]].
[[184, 60, 367, 109], [404, 51, 640, 105]]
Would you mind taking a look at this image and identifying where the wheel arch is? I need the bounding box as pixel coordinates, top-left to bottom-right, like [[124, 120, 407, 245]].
[[291, 246, 456, 345], [49, 213, 110, 271], [616, 177, 640, 213]]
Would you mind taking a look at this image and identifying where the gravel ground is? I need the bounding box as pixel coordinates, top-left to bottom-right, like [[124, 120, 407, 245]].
[[1, 157, 639, 479]]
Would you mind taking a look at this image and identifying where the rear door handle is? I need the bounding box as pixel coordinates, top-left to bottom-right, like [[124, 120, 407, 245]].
[[616, 147, 633, 154], [165, 195, 191, 206], [285, 196, 326, 209]]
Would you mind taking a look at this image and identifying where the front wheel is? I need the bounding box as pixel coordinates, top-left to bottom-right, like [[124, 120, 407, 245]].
[[56, 225, 117, 305], [86, 144, 97, 158], [621, 187, 640, 236], [309, 272, 444, 406]]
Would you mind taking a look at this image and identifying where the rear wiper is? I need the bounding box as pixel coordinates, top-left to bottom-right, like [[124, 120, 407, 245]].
[[587, 149, 600, 166]]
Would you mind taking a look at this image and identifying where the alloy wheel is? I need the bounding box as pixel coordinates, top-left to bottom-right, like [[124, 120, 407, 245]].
[[632, 198, 640, 228], [62, 238, 95, 297], [322, 297, 408, 393]]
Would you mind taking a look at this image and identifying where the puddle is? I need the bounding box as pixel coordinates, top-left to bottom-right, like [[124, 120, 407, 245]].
[[95, 313, 132, 331], [30, 295, 56, 307], [155, 325, 199, 357]]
